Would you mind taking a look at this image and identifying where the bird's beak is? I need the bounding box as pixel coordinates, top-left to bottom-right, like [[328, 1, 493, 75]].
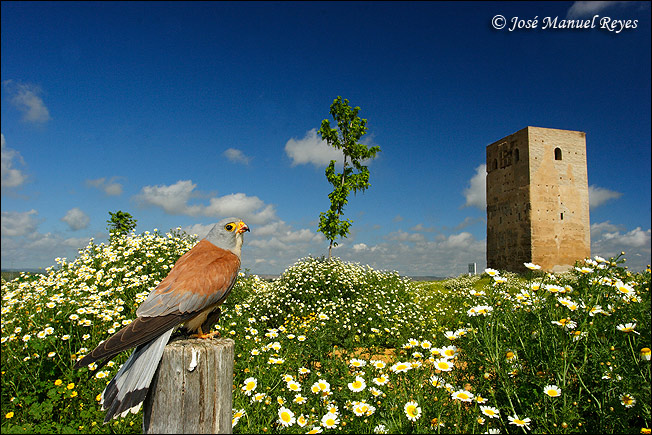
[[237, 221, 250, 234]]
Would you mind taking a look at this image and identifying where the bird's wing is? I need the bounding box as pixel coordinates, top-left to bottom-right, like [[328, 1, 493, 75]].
[[74, 239, 240, 369], [136, 239, 240, 317]]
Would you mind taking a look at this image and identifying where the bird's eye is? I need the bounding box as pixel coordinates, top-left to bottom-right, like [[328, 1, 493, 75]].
[[224, 223, 235, 232]]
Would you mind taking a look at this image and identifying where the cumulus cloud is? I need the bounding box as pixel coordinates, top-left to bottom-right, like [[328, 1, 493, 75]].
[[463, 164, 486, 210], [567, 1, 636, 18], [86, 177, 124, 196], [588, 185, 622, 208], [338, 228, 486, 277], [2, 80, 51, 123], [1, 209, 39, 237], [591, 221, 651, 271], [284, 128, 344, 167], [61, 207, 90, 231], [1, 134, 29, 189], [135, 179, 277, 224], [224, 148, 252, 165]]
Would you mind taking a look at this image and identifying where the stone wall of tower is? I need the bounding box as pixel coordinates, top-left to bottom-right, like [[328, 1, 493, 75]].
[[527, 127, 591, 272], [486, 126, 591, 273], [486, 127, 532, 272]]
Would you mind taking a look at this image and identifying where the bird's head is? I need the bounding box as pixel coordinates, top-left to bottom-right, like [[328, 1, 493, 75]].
[[204, 217, 250, 257]]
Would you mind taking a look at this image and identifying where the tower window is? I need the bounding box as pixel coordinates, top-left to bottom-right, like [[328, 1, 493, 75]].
[[514, 148, 519, 162], [560, 212, 564, 220], [554, 147, 562, 160], [492, 159, 498, 170]]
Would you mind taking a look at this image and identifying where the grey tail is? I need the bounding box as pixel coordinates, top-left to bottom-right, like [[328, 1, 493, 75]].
[[100, 328, 174, 423]]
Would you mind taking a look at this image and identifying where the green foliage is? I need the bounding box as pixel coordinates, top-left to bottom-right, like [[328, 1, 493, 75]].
[[2, 233, 650, 434], [106, 211, 137, 240], [317, 96, 381, 259]]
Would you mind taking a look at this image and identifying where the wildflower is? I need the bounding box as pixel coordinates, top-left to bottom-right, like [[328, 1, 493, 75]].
[[390, 361, 411, 373], [278, 407, 295, 427], [621, 393, 636, 408], [493, 276, 507, 284], [617, 323, 639, 334], [430, 375, 446, 388], [54, 379, 63, 386], [311, 379, 331, 394], [352, 400, 376, 416], [242, 377, 257, 396], [575, 266, 593, 274], [349, 358, 366, 368], [306, 426, 323, 434], [441, 345, 458, 359], [467, 305, 493, 316], [67, 382, 75, 390], [420, 340, 432, 350], [484, 268, 499, 276], [524, 262, 541, 270], [293, 394, 307, 404], [287, 380, 302, 393], [232, 409, 245, 428], [374, 424, 388, 433], [551, 318, 577, 329], [444, 330, 458, 340], [373, 374, 389, 386], [434, 358, 454, 372], [404, 400, 422, 421], [641, 348, 651, 361], [614, 280, 635, 296], [22, 334, 31, 342], [558, 297, 579, 311], [348, 375, 366, 392], [6, 412, 14, 419], [371, 360, 386, 370], [251, 392, 267, 403], [508, 414, 532, 429], [298, 366, 311, 375], [543, 384, 562, 397], [451, 389, 474, 402], [297, 414, 308, 427], [480, 405, 500, 418], [320, 412, 339, 429]]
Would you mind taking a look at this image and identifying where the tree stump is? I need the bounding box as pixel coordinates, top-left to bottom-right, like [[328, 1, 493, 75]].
[[142, 338, 234, 434]]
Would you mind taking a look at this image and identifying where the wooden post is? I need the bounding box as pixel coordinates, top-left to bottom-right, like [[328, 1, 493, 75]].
[[142, 338, 234, 434]]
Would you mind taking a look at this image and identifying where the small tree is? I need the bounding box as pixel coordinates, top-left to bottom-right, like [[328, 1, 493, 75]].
[[317, 96, 381, 260], [107, 211, 137, 239]]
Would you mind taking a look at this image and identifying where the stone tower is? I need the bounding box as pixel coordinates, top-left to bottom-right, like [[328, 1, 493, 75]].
[[486, 126, 591, 273]]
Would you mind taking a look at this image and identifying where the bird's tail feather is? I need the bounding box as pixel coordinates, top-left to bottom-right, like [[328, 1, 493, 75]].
[[100, 328, 174, 423]]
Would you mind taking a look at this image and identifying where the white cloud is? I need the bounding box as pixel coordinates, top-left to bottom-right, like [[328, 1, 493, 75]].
[[285, 128, 344, 167], [591, 221, 651, 271], [86, 177, 124, 196], [1, 209, 39, 237], [224, 148, 251, 165], [338, 229, 486, 277], [204, 193, 276, 225], [61, 207, 90, 231], [1, 134, 29, 189], [589, 185, 622, 208], [136, 180, 201, 215], [463, 164, 486, 210], [135, 180, 277, 225], [2, 80, 51, 124], [566, 1, 636, 18]]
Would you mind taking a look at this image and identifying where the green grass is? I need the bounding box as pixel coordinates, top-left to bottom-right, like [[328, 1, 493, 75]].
[[1, 230, 650, 433]]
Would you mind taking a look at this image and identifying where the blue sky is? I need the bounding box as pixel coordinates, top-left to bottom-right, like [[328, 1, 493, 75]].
[[2, 1, 650, 276]]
